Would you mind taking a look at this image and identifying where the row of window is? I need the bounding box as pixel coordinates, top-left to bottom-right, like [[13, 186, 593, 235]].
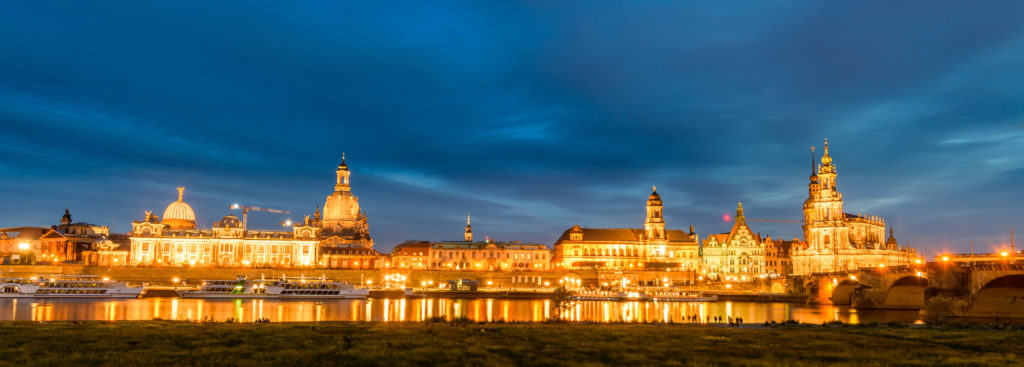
[[137, 243, 311, 254]]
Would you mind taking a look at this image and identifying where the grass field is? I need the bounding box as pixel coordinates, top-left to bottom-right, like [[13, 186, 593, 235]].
[[0, 321, 1021, 366]]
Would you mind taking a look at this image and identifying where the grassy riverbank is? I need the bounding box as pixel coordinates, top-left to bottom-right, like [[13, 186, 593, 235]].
[[0, 321, 1021, 366]]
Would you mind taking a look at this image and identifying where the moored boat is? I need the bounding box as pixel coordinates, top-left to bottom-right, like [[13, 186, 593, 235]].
[[180, 275, 368, 299], [0, 275, 142, 298]]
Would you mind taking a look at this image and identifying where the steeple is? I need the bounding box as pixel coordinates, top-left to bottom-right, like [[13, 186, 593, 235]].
[[464, 213, 473, 242], [176, 187, 185, 202], [736, 200, 745, 224]]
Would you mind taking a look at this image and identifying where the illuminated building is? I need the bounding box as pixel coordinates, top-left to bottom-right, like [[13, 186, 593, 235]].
[[129, 187, 319, 268], [552, 187, 701, 271], [701, 201, 766, 280], [319, 154, 373, 249], [128, 158, 381, 269], [791, 139, 918, 274], [391, 215, 551, 271], [317, 155, 381, 267], [82, 237, 129, 266], [391, 240, 432, 270], [763, 236, 799, 277], [0, 209, 110, 264]]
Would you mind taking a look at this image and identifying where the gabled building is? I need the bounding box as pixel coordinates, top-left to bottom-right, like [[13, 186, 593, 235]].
[[552, 187, 701, 271], [701, 201, 765, 280], [0, 209, 110, 264]]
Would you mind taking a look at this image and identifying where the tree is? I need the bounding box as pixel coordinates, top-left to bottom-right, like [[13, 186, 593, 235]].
[[550, 285, 575, 321]]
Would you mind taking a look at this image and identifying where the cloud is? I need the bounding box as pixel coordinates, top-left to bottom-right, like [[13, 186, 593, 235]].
[[0, 1, 1023, 255]]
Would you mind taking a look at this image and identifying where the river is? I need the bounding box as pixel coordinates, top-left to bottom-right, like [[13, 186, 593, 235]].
[[0, 298, 925, 324]]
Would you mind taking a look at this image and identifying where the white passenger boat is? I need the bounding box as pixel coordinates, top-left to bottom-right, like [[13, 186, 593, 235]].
[[647, 291, 718, 302], [180, 276, 369, 299], [0, 275, 143, 298], [571, 290, 717, 302]]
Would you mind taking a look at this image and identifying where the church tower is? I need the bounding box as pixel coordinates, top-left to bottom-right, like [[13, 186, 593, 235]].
[[645, 186, 666, 240], [464, 213, 473, 242], [802, 139, 849, 254]]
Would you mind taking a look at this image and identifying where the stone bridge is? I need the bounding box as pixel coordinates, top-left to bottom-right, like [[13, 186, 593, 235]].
[[801, 262, 1024, 316]]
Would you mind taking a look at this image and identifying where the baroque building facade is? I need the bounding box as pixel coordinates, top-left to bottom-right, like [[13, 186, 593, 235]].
[[128, 157, 379, 269], [552, 187, 701, 271], [701, 201, 765, 281], [791, 140, 918, 274], [129, 188, 320, 268], [391, 215, 551, 271]]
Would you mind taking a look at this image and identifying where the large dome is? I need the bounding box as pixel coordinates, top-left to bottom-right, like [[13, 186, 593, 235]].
[[162, 187, 197, 229]]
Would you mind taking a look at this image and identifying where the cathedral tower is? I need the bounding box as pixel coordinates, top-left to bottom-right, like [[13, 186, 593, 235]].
[[803, 139, 849, 252], [464, 213, 473, 242]]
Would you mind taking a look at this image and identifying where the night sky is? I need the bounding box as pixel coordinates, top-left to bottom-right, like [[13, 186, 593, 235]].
[[2, 2, 1023, 256]]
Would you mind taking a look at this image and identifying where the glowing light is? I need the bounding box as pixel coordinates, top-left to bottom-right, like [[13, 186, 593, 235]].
[[849, 275, 856, 281], [172, 277, 180, 283], [722, 214, 732, 222], [1001, 252, 1009, 257], [17, 242, 30, 250], [916, 259, 923, 264], [103, 277, 110, 281], [878, 264, 885, 268], [941, 256, 949, 262]]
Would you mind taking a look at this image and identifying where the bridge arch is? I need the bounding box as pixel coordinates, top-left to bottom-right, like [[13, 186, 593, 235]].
[[968, 275, 1024, 317], [882, 275, 928, 309], [830, 279, 859, 305]]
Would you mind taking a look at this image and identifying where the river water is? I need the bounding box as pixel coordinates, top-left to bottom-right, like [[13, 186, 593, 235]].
[[0, 298, 925, 324]]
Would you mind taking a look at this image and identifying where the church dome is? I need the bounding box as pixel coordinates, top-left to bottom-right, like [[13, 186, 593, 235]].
[[216, 214, 241, 228], [162, 187, 197, 229], [647, 186, 662, 204]]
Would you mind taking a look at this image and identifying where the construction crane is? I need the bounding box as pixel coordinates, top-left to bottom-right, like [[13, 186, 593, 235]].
[[747, 219, 802, 223], [230, 204, 291, 230]]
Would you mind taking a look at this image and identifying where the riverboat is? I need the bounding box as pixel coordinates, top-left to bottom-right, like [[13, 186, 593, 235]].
[[0, 275, 142, 298], [180, 276, 369, 299], [571, 290, 717, 302], [646, 290, 718, 302]]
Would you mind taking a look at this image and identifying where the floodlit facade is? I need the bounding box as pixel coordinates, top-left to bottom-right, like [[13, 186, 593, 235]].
[[552, 187, 701, 271], [791, 139, 918, 274], [129, 189, 319, 268], [392, 215, 551, 271], [0, 209, 111, 264], [701, 201, 766, 281]]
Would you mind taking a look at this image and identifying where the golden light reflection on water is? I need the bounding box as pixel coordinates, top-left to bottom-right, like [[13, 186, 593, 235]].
[[0, 298, 924, 324]]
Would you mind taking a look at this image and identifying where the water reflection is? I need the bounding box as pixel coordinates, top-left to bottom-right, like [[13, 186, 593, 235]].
[[0, 298, 924, 324]]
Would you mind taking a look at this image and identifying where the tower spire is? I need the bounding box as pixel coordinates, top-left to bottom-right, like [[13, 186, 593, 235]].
[[464, 212, 473, 242], [810, 146, 816, 176], [177, 187, 185, 202]]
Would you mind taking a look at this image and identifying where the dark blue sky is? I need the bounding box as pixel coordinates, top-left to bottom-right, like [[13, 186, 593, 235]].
[[2, 2, 1023, 256]]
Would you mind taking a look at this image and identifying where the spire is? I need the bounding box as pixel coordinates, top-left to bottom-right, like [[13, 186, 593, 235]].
[[467, 213, 471, 226], [810, 146, 817, 176], [464, 213, 473, 242], [736, 200, 744, 218], [652, 185, 657, 192], [176, 187, 185, 202]]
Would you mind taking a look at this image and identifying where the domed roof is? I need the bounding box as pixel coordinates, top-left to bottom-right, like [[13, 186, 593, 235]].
[[162, 187, 196, 229], [216, 214, 241, 228], [648, 186, 662, 203]]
